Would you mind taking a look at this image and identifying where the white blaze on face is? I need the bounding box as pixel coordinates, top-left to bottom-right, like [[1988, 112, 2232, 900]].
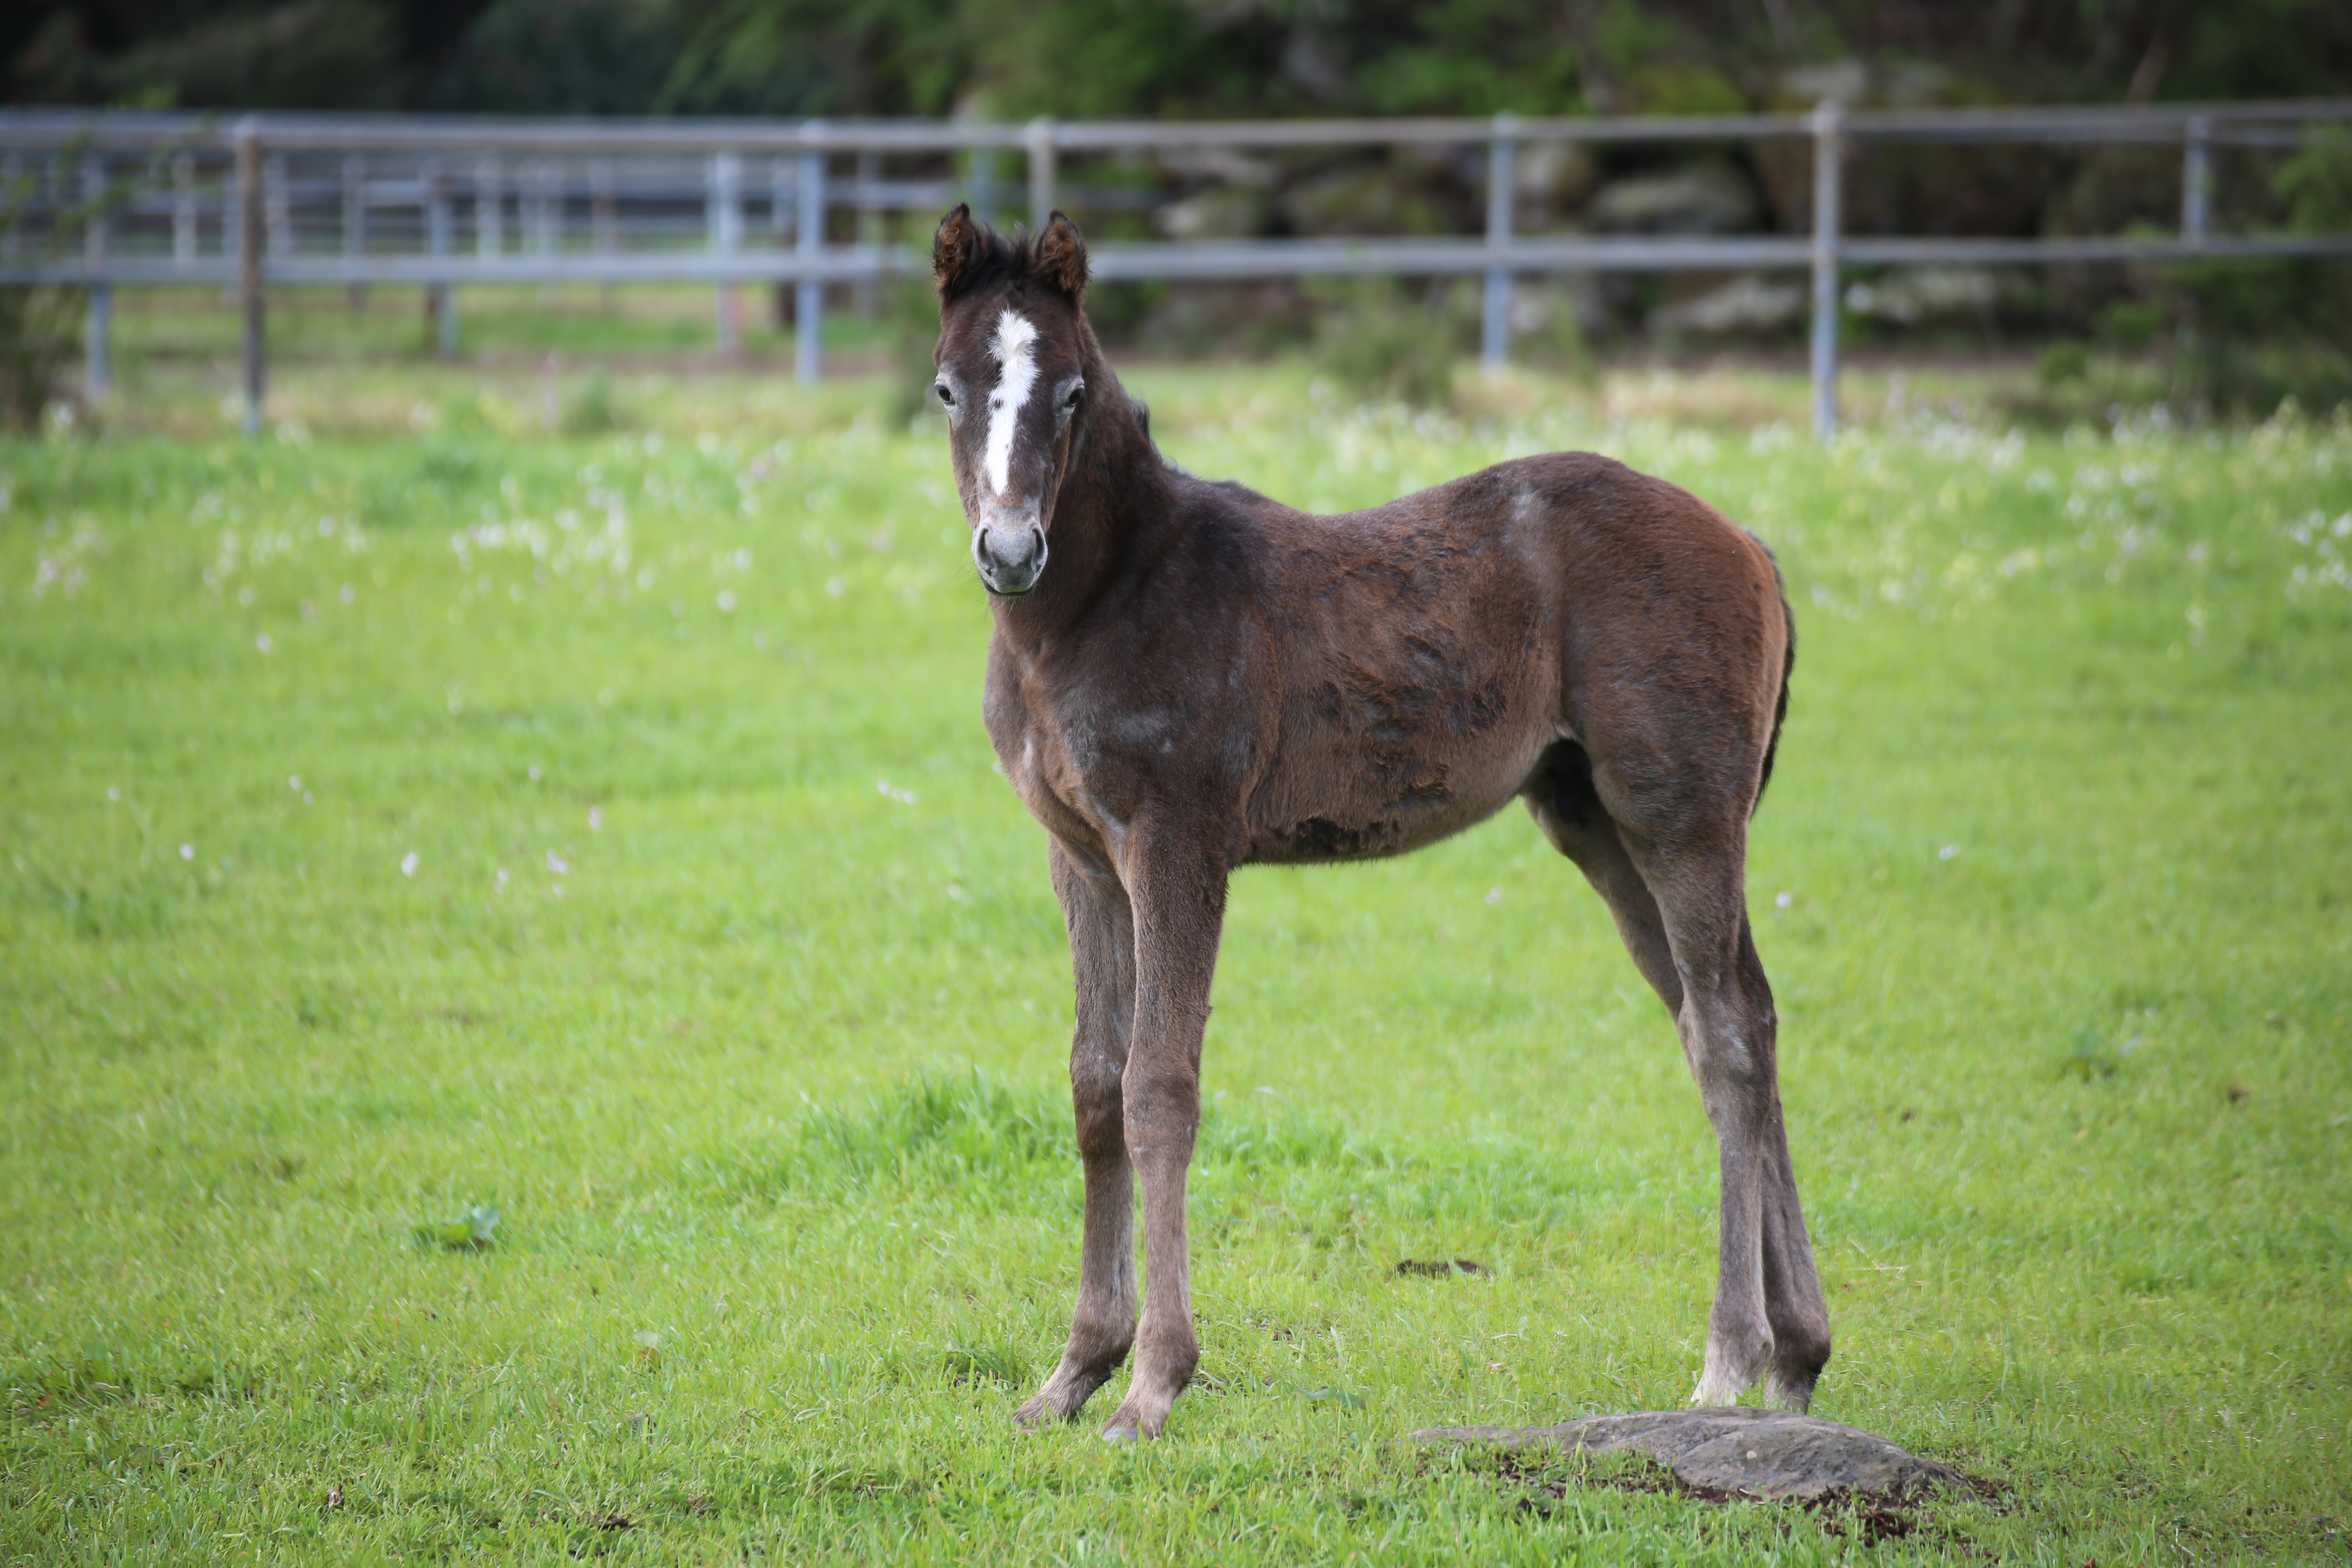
[[984, 308, 1040, 500]]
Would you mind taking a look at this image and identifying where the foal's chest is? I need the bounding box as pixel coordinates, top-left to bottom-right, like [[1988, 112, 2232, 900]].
[[984, 644, 1176, 871]]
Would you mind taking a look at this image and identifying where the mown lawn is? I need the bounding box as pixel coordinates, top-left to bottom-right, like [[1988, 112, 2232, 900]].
[[3, 370, 2348, 1564]]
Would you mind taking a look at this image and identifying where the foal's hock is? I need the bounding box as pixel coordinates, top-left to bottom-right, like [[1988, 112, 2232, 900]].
[[929, 204, 1828, 1441]]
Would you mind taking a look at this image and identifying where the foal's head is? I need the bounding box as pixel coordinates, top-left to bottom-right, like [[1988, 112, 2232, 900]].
[[930, 204, 1099, 597]]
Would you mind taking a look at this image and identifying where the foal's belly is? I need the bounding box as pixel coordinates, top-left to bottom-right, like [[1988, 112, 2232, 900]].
[[1240, 710, 1556, 866]]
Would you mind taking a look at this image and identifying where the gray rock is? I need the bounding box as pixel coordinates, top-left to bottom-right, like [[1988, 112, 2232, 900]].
[[1412, 1408, 1964, 1503], [1652, 275, 1807, 337], [1587, 165, 1760, 235], [1844, 267, 2000, 327]]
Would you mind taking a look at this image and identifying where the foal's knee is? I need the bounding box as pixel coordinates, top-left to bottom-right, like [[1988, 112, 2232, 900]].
[[1071, 1065, 1126, 1162]]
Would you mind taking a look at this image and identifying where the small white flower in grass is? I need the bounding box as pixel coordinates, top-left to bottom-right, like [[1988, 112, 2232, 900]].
[[825, 576, 846, 598], [715, 589, 736, 613], [339, 583, 355, 605], [401, 851, 420, 877], [877, 780, 916, 805], [547, 850, 569, 874], [946, 884, 969, 904], [256, 633, 273, 654], [289, 775, 301, 791], [494, 868, 509, 893], [1938, 843, 1960, 861], [1484, 887, 1503, 905], [528, 765, 542, 782], [179, 843, 194, 860], [107, 786, 118, 801], [1775, 891, 1793, 909], [588, 806, 603, 832]]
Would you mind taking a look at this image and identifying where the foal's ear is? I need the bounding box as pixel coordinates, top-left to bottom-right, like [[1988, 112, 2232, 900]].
[[1029, 211, 1089, 303], [933, 203, 985, 301]]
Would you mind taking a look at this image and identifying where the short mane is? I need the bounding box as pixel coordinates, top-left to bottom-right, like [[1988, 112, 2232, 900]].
[[938, 215, 1058, 302]]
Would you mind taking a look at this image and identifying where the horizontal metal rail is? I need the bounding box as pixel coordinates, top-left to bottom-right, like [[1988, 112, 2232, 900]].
[[4, 100, 2345, 152], [3, 101, 2348, 435], [13, 231, 2351, 289]]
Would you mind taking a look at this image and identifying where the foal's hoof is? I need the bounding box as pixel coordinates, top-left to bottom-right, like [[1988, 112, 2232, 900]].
[[1100, 1422, 1144, 1444]]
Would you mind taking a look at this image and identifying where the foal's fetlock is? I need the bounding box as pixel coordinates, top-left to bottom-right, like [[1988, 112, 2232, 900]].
[[1690, 1321, 1773, 1408], [1764, 1334, 1829, 1414], [1014, 1333, 1133, 1428], [1764, 1365, 1818, 1414], [1099, 1332, 1196, 1441], [1099, 1373, 1185, 1443], [1015, 1364, 1108, 1428]]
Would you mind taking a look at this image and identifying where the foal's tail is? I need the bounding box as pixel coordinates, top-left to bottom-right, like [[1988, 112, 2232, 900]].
[[1753, 547, 1796, 815]]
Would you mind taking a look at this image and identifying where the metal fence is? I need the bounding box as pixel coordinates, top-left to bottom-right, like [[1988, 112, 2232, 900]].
[[4, 102, 2351, 436]]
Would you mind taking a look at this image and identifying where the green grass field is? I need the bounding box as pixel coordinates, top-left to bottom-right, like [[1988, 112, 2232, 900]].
[[4, 366, 2350, 1564]]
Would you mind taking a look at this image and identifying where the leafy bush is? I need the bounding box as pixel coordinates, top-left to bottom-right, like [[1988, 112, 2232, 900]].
[[557, 370, 623, 435], [882, 276, 946, 426], [0, 165, 89, 432], [2165, 126, 2352, 417], [1312, 278, 1465, 408]]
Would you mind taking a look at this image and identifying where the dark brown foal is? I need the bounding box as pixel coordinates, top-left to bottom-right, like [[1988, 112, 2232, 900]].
[[927, 205, 1830, 1441]]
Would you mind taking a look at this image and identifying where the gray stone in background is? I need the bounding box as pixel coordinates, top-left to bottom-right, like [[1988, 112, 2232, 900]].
[[1412, 1408, 1965, 1503]]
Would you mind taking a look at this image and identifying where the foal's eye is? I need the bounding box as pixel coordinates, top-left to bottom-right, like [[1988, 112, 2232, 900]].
[[1062, 382, 1085, 410], [934, 383, 954, 406]]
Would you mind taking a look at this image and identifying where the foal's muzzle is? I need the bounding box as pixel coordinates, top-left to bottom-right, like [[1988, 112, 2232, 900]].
[[973, 519, 1048, 596]]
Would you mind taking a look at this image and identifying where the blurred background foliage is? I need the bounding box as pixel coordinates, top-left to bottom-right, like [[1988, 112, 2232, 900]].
[[8, 0, 2348, 123], [4, 1, 2350, 416]]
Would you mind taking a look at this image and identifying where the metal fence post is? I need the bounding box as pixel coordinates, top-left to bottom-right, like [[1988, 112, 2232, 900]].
[[0, 156, 18, 265], [710, 149, 742, 356], [342, 153, 368, 309], [796, 128, 825, 384], [236, 118, 264, 437], [1809, 98, 1843, 440], [82, 154, 110, 399], [477, 155, 502, 261], [1481, 111, 1518, 372], [2182, 114, 2212, 241], [264, 149, 291, 258], [1027, 117, 1058, 231], [590, 156, 617, 312], [855, 148, 880, 319], [172, 151, 196, 268], [427, 161, 457, 360], [970, 142, 998, 228]]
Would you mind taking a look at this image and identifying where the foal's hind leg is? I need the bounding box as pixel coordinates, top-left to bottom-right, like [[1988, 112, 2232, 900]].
[[1527, 751, 1829, 1409], [1637, 842, 1829, 1409], [1015, 840, 1139, 1428]]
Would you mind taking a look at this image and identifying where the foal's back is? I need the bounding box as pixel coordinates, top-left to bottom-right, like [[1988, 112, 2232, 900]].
[[1205, 450, 1787, 869]]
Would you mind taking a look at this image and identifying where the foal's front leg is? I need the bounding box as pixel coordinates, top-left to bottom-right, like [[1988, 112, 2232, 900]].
[[1016, 841, 1138, 1428], [1099, 820, 1227, 1441]]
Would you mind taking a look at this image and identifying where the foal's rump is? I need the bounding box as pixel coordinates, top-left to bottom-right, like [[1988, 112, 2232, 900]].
[[1236, 450, 1788, 866]]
